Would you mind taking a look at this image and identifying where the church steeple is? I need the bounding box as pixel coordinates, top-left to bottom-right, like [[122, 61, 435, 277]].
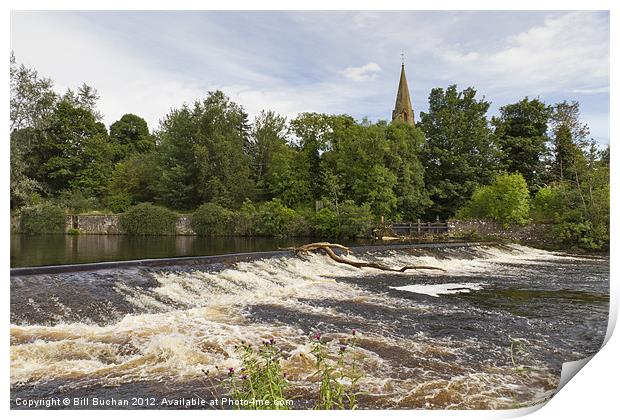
[[392, 60, 415, 126]]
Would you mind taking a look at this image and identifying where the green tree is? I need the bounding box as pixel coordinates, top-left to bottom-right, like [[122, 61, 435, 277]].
[[250, 110, 288, 199], [108, 152, 159, 204], [548, 101, 590, 182], [154, 91, 254, 209], [109, 113, 155, 159], [31, 100, 112, 197], [420, 85, 500, 219], [10, 52, 57, 131], [62, 83, 103, 121], [10, 53, 57, 208], [290, 113, 335, 201], [458, 172, 531, 226], [492, 98, 551, 190]]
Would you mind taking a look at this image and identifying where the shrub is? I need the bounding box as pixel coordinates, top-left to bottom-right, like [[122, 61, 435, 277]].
[[191, 202, 235, 236], [67, 228, 82, 235], [254, 199, 299, 237], [213, 329, 363, 410], [55, 190, 99, 214], [553, 220, 607, 251], [531, 186, 563, 222], [311, 329, 362, 409], [106, 192, 133, 214], [222, 339, 289, 410], [312, 207, 339, 238], [120, 203, 177, 235], [458, 172, 530, 226], [21, 203, 66, 234], [338, 201, 375, 238], [233, 199, 258, 236]]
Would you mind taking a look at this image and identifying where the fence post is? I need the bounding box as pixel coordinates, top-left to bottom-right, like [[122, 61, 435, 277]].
[[417, 219, 421, 235]]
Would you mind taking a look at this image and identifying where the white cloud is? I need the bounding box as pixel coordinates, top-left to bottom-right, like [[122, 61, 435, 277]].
[[340, 62, 381, 82], [435, 12, 609, 94]]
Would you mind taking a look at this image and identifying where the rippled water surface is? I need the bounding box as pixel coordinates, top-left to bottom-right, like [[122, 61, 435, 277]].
[[10, 244, 609, 409]]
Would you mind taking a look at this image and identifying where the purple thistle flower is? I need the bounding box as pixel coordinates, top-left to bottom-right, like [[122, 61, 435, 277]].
[[314, 331, 322, 340], [228, 367, 235, 376], [340, 344, 347, 353], [352, 329, 357, 336], [239, 374, 248, 380]]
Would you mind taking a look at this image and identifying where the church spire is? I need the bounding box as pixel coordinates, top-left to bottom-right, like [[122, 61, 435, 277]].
[[392, 60, 415, 126]]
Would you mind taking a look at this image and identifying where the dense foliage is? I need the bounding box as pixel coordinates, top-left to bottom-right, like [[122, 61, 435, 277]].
[[191, 203, 235, 236], [458, 173, 531, 226], [119, 203, 177, 235], [20, 203, 66, 234], [10, 55, 609, 249]]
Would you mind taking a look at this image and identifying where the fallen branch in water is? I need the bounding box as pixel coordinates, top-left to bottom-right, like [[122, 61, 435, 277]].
[[291, 242, 446, 273]]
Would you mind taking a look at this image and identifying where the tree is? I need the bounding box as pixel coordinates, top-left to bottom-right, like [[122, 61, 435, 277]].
[[31, 100, 111, 196], [458, 172, 531, 226], [10, 52, 57, 131], [289, 113, 335, 201], [154, 91, 254, 209], [249, 110, 289, 200], [109, 113, 154, 159], [10, 53, 58, 207], [492, 97, 551, 190], [548, 101, 590, 182], [62, 83, 103, 121], [420, 85, 500, 220], [108, 152, 159, 204]]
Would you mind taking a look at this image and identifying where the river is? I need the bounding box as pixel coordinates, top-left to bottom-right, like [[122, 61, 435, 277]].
[[10, 243, 609, 409]]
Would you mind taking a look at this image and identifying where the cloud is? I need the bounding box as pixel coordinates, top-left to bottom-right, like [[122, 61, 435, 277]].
[[10, 11, 609, 144], [340, 62, 381, 82], [434, 12, 609, 94]]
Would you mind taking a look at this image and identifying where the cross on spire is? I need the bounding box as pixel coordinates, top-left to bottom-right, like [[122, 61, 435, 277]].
[[401, 51, 405, 66]]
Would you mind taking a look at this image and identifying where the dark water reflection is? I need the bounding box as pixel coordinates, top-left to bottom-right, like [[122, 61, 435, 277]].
[[12, 234, 368, 268]]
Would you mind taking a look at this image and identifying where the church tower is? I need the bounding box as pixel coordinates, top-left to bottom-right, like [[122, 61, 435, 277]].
[[392, 61, 415, 126]]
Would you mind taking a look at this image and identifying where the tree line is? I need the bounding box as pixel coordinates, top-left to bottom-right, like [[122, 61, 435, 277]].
[[10, 54, 609, 249]]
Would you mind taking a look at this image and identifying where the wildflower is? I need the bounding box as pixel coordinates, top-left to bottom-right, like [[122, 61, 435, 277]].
[[339, 344, 347, 353], [239, 374, 248, 380], [228, 367, 235, 376], [240, 367, 246, 373], [270, 338, 276, 345], [313, 331, 322, 340], [351, 329, 357, 336]]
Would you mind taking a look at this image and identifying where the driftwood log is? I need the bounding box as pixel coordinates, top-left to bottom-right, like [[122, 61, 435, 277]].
[[291, 242, 446, 273]]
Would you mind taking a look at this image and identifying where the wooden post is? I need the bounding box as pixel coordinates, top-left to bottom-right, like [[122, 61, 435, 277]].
[[417, 218, 421, 235]]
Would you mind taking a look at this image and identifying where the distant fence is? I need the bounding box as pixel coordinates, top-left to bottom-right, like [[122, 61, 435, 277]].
[[390, 220, 449, 236]]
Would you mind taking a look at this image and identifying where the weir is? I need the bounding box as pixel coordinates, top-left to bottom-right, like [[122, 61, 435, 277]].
[[10, 241, 488, 276], [10, 243, 609, 409]]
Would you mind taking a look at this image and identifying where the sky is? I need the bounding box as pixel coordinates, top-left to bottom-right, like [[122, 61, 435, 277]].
[[10, 10, 610, 145]]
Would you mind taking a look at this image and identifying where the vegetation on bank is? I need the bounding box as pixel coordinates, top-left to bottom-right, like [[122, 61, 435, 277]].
[[206, 330, 362, 410], [10, 54, 609, 250]]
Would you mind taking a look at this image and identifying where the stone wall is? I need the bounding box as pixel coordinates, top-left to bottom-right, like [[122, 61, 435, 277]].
[[175, 215, 196, 235], [75, 215, 123, 235], [12, 214, 554, 244], [448, 219, 554, 246], [12, 214, 197, 235]]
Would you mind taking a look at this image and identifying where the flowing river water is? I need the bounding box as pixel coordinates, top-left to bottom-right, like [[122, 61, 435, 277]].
[[10, 243, 609, 409]]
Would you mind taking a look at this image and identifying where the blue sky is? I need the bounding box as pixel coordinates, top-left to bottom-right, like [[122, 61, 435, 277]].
[[11, 10, 610, 144]]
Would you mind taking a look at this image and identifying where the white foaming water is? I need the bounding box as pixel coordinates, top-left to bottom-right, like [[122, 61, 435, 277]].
[[10, 244, 580, 408], [390, 283, 484, 297]]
